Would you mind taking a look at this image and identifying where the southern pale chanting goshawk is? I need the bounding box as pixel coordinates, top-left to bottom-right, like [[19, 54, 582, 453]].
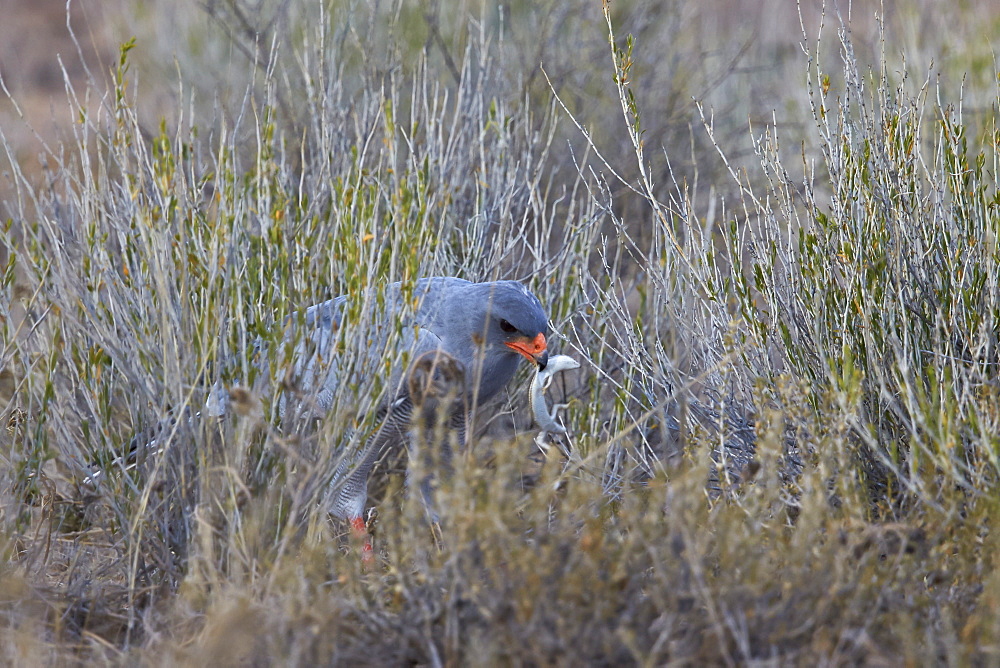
[[292, 277, 549, 554], [88, 277, 549, 560]]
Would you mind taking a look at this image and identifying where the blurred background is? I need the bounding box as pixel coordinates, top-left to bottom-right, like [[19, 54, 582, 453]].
[[4, 0, 1000, 201]]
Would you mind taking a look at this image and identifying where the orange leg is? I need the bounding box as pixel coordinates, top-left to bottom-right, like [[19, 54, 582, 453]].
[[350, 515, 374, 566]]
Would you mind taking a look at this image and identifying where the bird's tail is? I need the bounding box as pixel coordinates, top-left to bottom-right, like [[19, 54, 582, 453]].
[[83, 383, 230, 486]]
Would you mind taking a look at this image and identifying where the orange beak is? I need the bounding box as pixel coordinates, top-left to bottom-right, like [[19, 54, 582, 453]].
[[505, 332, 549, 369]]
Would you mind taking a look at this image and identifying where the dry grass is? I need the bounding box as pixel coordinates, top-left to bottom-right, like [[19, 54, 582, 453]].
[[3, 0, 1000, 664]]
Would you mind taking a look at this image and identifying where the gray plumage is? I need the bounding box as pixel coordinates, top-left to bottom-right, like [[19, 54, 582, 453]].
[[89, 277, 549, 533], [406, 349, 468, 520], [287, 278, 547, 414], [328, 349, 468, 523], [289, 278, 549, 525]]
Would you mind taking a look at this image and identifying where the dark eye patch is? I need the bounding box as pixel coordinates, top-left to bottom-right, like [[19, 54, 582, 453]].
[[499, 319, 518, 334]]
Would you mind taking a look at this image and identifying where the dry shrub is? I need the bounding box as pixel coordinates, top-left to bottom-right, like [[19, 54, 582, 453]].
[[2, 1, 1000, 664]]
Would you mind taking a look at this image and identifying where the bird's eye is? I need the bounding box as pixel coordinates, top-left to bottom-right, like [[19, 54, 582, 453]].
[[498, 319, 518, 334]]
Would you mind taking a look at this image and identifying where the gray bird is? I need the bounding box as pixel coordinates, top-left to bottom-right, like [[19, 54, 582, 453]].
[[288, 277, 549, 548], [87, 278, 549, 557]]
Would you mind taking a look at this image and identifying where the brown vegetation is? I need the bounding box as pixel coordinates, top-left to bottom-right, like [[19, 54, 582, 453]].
[[3, 1, 1000, 664]]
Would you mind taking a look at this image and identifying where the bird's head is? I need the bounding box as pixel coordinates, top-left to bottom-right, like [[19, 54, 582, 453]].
[[476, 281, 549, 370], [412, 277, 550, 403]]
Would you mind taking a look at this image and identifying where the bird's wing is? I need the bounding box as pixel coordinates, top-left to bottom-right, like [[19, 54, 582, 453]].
[[282, 278, 477, 414], [281, 289, 450, 419]]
